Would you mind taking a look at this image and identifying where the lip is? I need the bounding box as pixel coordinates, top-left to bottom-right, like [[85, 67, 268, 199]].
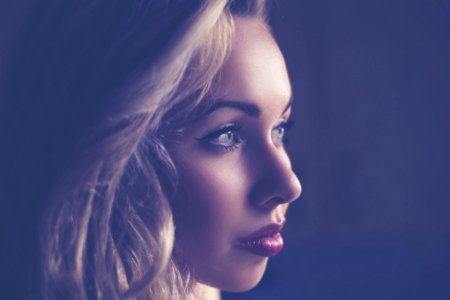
[[237, 222, 286, 257]]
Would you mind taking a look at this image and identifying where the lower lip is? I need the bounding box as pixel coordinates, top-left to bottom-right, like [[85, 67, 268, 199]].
[[238, 233, 284, 257]]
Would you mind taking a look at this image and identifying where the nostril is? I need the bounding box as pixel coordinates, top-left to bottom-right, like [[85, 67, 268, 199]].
[[271, 196, 287, 204], [260, 196, 288, 210], [249, 154, 302, 209]]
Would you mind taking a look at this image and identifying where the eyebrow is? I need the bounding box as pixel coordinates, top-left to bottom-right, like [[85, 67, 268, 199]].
[[205, 97, 293, 118]]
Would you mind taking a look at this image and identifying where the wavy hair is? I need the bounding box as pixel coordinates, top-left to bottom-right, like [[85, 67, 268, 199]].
[[0, 0, 266, 299]]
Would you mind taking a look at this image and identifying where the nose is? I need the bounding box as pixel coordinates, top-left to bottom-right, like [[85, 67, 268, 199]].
[[249, 145, 302, 210]]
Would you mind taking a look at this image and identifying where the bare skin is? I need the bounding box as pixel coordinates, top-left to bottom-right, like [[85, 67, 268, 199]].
[[171, 17, 302, 299]]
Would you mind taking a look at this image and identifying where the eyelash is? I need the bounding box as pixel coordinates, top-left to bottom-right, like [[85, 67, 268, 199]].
[[197, 119, 294, 153], [196, 123, 243, 153]]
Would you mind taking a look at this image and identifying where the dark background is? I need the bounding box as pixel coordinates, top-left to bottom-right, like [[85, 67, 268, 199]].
[[225, 0, 450, 299], [2, 0, 449, 299]]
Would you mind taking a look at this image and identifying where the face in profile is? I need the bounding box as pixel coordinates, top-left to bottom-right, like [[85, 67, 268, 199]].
[[168, 17, 302, 292]]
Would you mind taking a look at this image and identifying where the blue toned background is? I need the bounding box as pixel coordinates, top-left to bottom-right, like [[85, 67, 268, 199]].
[[1, 1, 449, 299], [225, 0, 450, 299]]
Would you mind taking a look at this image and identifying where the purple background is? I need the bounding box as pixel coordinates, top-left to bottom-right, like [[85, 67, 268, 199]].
[[225, 0, 450, 299]]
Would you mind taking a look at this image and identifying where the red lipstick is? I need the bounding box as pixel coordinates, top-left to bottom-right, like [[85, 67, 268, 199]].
[[238, 223, 285, 257]]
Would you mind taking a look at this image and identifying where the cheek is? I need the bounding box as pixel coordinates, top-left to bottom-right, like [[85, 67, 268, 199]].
[[171, 157, 250, 250], [171, 156, 270, 291]]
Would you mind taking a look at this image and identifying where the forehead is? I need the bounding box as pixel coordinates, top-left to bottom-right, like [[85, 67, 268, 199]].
[[212, 17, 292, 114]]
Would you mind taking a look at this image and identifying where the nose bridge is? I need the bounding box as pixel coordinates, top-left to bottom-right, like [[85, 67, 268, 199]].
[[250, 144, 302, 208]]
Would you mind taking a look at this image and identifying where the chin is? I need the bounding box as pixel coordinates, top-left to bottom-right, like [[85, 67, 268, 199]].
[[218, 258, 269, 292]]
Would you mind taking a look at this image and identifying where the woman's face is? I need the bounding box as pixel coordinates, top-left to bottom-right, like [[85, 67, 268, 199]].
[[168, 17, 302, 292]]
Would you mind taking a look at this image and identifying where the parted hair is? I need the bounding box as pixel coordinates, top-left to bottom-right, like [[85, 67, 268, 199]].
[[0, 0, 266, 299]]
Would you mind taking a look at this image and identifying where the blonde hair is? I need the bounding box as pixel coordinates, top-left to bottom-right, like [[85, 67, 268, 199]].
[[0, 0, 266, 299]]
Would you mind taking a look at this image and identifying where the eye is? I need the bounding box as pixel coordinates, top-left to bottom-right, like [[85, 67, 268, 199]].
[[196, 123, 243, 152], [272, 125, 285, 145], [212, 130, 238, 147], [272, 119, 294, 146]]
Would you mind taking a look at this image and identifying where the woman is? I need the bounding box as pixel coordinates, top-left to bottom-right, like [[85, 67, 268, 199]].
[[0, 0, 301, 299]]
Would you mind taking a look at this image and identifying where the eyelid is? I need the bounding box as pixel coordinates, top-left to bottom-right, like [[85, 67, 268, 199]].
[[275, 118, 294, 130], [195, 123, 243, 141]]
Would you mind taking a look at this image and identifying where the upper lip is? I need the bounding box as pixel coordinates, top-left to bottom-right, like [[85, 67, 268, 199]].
[[239, 221, 286, 242]]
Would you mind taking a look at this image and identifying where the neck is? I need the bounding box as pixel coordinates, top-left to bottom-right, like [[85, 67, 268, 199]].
[[189, 282, 221, 300]]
